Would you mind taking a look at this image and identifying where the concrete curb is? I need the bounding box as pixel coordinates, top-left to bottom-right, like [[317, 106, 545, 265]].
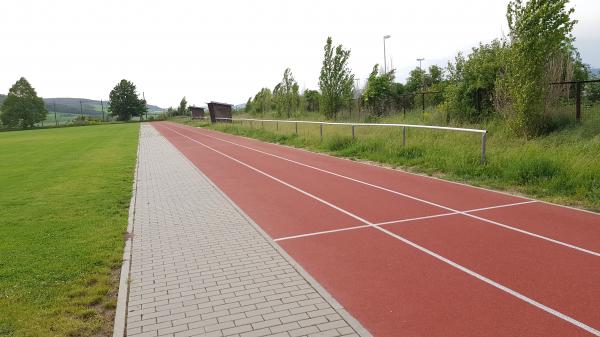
[[112, 125, 142, 337], [169, 124, 373, 337]]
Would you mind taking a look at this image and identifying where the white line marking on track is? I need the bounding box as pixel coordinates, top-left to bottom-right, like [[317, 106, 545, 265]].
[[274, 224, 371, 242], [164, 125, 600, 336], [174, 125, 600, 257], [463, 200, 538, 213]]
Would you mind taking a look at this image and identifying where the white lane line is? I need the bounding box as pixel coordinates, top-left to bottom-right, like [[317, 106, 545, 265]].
[[176, 125, 600, 257], [274, 224, 371, 242], [463, 200, 538, 213], [164, 125, 600, 337], [275, 202, 537, 242], [276, 201, 538, 241]]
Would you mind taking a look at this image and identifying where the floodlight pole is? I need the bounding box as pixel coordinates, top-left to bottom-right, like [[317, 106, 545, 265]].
[[417, 58, 425, 88], [383, 35, 391, 73]]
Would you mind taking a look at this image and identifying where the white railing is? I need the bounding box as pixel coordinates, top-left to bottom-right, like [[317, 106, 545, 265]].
[[215, 117, 488, 163]]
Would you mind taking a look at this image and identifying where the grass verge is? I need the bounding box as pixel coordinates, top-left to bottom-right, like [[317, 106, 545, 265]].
[[0, 123, 139, 336], [175, 115, 600, 212]]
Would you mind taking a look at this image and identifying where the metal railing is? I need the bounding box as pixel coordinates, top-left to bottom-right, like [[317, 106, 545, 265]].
[[215, 117, 488, 164]]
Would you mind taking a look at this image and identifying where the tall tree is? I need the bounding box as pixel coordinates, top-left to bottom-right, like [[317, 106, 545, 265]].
[[303, 90, 321, 112], [273, 68, 300, 117], [362, 65, 396, 116], [252, 88, 273, 114], [503, 0, 577, 136], [178, 96, 188, 116], [0, 77, 47, 128], [108, 80, 147, 121], [319, 37, 355, 119]]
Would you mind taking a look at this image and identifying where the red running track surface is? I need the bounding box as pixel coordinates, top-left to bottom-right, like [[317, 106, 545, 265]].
[[154, 122, 600, 337]]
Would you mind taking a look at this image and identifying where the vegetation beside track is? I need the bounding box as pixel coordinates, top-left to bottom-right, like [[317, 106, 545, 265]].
[[174, 114, 600, 212], [0, 123, 139, 336]]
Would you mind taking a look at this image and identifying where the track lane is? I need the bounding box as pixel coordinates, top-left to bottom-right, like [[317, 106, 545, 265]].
[[173, 122, 600, 254], [155, 122, 600, 336]]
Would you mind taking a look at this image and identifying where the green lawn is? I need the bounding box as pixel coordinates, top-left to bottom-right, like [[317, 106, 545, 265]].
[[178, 110, 600, 212], [0, 124, 139, 336]]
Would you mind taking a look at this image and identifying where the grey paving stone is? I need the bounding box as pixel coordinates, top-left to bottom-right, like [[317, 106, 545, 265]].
[[125, 124, 360, 336]]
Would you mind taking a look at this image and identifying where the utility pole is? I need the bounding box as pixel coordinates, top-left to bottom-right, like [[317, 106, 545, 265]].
[[417, 58, 425, 88], [101, 99, 105, 121], [417, 58, 425, 112], [383, 35, 391, 73], [54, 101, 58, 127], [142, 92, 146, 122]]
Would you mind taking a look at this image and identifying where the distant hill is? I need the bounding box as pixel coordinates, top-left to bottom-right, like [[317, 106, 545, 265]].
[[591, 68, 600, 77], [0, 95, 163, 116], [43, 97, 163, 116]]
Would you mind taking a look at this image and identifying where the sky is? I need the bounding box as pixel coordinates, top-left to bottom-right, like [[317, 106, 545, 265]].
[[1, 0, 599, 108]]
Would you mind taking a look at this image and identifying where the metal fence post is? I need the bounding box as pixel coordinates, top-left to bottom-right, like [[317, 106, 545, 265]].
[[276, 121, 279, 132], [352, 125, 355, 139], [320, 123, 323, 142], [402, 126, 406, 146], [481, 132, 487, 164], [295, 122, 298, 135], [576, 82, 582, 122]]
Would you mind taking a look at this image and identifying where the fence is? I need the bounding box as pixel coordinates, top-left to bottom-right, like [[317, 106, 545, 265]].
[[215, 117, 488, 164], [549, 80, 600, 127]]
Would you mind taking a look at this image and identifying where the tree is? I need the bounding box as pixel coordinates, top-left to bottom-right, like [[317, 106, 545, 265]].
[[303, 90, 321, 112], [405, 68, 426, 93], [362, 65, 396, 116], [503, 0, 577, 136], [245, 97, 253, 113], [251, 88, 273, 114], [0, 77, 47, 128], [444, 39, 509, 121], [108, 80, 147, 121], [319, 37, 355, 119], [178, 97, 188, 116], [273, 68, 300, 117]]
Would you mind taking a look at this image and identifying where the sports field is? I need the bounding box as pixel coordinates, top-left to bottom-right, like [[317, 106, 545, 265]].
[[0, 124, 139, 336]]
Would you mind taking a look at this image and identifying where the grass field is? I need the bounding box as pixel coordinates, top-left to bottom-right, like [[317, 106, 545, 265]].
[[0, 124, 139, 336], [177, 110, 600, 212]]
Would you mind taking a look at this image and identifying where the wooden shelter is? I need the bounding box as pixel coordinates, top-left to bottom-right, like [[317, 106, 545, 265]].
[[207, 102, 233, 123]]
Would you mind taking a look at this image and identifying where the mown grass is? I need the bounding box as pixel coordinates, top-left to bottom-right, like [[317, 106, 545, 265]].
[[0, 123, 139, 336], [176, 110, 600, 212]]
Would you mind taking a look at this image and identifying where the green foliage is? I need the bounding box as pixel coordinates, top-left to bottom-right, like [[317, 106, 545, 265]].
[[108, 79, 147, 121], [444, 40, 509, 121], [178, 96, 188, 116], [319, 37, 355, 119], [503, 0, 577, 137], [362, 64, 396, 116], [304, 89, 321, 112], [250, 88, 273, 114], [586, 73, 600, 103], [245, 97, 253, 113], [273, 68, 300, 117], [405, 66, 443, 93], [0, 77, 47, 128]]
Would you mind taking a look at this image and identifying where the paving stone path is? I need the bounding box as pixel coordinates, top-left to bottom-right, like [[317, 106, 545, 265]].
[[124, 124, 365, 337]]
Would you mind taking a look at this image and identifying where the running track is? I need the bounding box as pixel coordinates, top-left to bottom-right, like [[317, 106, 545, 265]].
[[154, 121, 600, 337]]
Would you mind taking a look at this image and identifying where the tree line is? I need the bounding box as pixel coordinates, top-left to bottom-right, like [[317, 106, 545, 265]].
[[244, 0, 598, 137], [0, 78, 148, 128]]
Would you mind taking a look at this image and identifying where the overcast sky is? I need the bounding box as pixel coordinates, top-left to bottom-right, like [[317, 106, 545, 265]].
[[1, 0, 598, 108]]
